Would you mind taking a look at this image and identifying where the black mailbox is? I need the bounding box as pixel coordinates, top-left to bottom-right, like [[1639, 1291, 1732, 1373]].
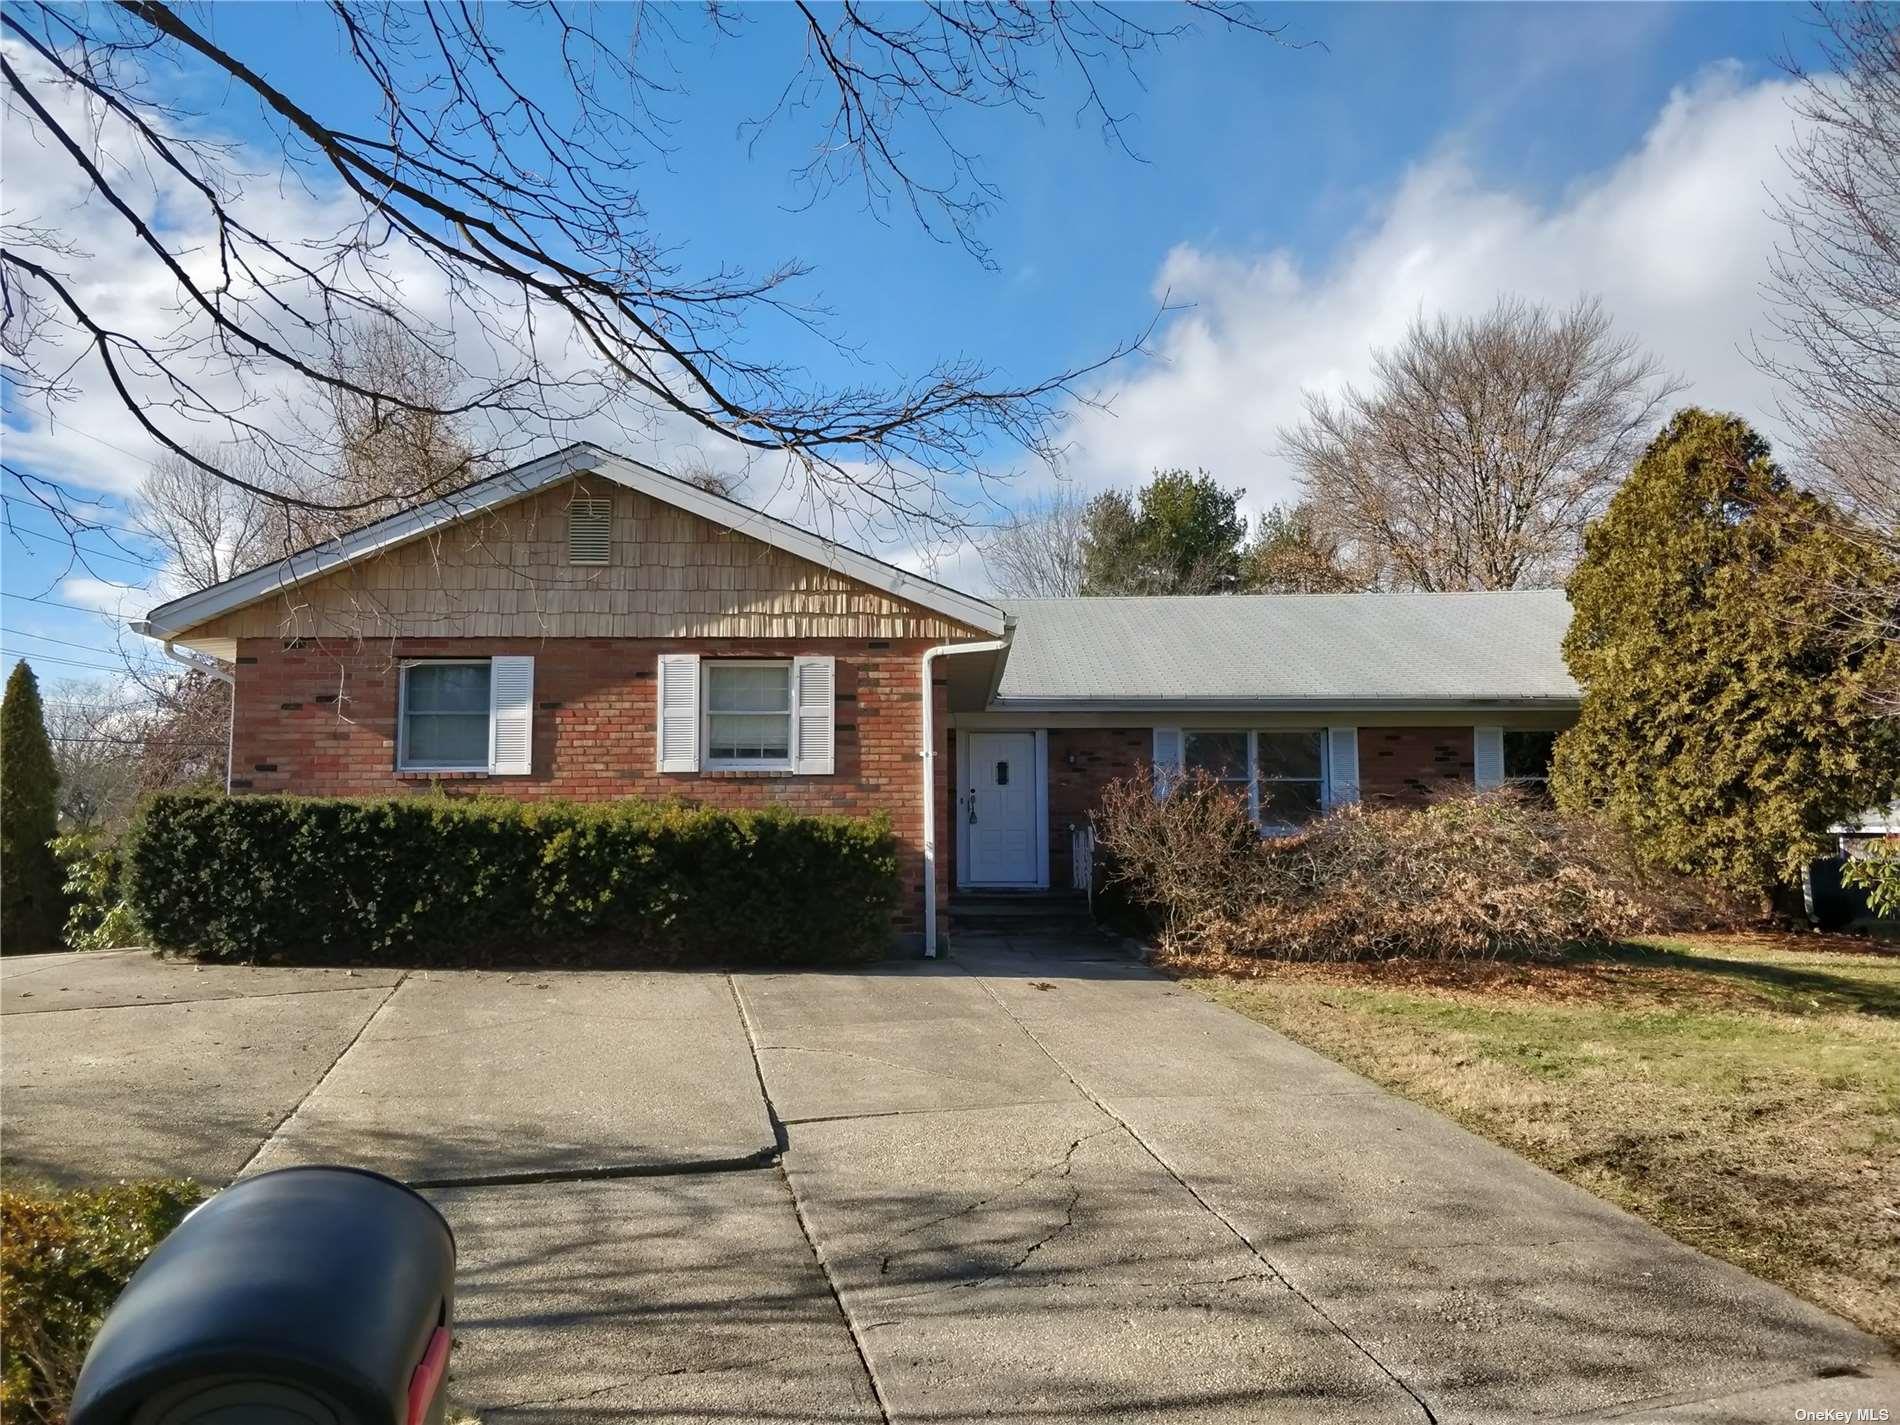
[[69, 1165, 456, 1425]]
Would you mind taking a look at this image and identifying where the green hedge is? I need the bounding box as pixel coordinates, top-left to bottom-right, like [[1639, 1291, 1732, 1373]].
[[125, 793, 902, 964]]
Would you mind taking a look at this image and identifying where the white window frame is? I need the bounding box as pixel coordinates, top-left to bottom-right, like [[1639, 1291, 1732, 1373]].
[[702, 658, 795, 772], [1183, 728, 1330, 833], [397, 658, 494, 773]]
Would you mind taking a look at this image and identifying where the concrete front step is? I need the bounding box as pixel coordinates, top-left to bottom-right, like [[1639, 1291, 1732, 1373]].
[[951, 893, 1098, 938]]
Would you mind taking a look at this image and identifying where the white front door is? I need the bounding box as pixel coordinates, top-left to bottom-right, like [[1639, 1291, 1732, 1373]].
[[965, 731, 1039, 885]]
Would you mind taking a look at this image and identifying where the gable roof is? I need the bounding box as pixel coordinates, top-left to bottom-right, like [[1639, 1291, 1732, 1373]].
[[994, 591, 1579, 709], [137, 442, 1007, 640]]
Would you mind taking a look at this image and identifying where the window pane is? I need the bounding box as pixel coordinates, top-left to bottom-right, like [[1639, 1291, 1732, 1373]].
[[1257, 730, 1322, 779], [406, 663, 490, 713], [709, 713, 791, 761], [1185, 731, 1249, 783], [707, 663, 790, 712], [405, 712, 489, 766], [1260, 780, 1323, 824], [1505, 729, 1557, 780]]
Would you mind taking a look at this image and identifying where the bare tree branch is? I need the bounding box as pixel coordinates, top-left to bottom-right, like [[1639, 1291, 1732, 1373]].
[[1, 1, 1289, 544]]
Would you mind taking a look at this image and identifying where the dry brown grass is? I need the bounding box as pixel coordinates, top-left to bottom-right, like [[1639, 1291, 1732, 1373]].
[[1180, 932, 1900, 1346]]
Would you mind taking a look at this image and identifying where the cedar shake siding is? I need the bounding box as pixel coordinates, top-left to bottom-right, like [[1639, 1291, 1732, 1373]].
[[229, 635, 943, 932], [177, 479, 982, 645]]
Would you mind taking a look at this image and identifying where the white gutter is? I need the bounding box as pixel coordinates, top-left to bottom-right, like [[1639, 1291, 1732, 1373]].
[[148, 630, 237, 795], [921, 637, 1009, 958]]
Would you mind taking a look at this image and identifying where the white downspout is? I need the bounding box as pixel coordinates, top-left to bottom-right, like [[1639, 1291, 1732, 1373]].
[[156, 636, 236, 795], [921, 637, 1008, 958]]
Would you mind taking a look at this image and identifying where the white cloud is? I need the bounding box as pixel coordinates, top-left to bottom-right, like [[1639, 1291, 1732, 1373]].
[[58, 576, 144, 618], [1053, 64, 1808, 520]]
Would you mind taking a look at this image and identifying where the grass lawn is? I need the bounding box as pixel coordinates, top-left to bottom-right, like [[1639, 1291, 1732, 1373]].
[[1175, 932, 1900, 1347]]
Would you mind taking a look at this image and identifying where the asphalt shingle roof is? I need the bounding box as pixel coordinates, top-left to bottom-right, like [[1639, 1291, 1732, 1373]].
[[993, 591, 1578, 706]]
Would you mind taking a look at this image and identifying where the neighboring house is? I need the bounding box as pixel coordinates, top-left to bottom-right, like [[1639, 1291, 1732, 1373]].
[[134, 443, 1580, 953]]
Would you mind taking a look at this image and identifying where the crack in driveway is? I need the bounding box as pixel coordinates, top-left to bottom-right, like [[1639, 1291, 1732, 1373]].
[[961, 963, 1443, 1425], [876, 1124, 1119, 1278]]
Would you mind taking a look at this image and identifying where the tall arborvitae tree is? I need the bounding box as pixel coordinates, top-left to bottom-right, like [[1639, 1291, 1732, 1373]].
[[1, 660, 65, 951], [1552, 409, 1900, 900]]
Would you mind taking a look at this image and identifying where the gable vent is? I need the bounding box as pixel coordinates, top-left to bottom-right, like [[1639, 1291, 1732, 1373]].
[[567, 498, 612, 565]]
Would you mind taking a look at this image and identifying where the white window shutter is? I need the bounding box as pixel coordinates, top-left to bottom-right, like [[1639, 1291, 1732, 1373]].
[[1474, 726, 1505, 789], [792, 655, 836, 775], [657, 654, 701, 772], [1152, 726, 1183, 798], [1326, 726, 1360, 808], [489, 656, 535, 775]]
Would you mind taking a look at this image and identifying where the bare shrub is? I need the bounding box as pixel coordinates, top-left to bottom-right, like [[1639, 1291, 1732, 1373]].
[[1094, 772, 1717, 962], [1093, 768, 1271, 946]]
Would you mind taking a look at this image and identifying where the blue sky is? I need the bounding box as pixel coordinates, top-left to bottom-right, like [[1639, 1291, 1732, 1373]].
[[1, 2, 1824, 686]]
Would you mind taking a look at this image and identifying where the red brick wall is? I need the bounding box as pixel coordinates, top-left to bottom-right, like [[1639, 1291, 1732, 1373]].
[[229, 636, 938, 932], [1046, 728, 1153, 889], [1356, 726, 1475, 804]]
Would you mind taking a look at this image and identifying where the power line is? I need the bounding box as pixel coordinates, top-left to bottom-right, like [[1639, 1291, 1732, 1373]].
[[1, 625, 152, 658], [3, 523, 162, 574], [0, 592, 140, 619], [7, 420, 159, 469], [0, 648, 170, 675], [0, 491, 155, 544]]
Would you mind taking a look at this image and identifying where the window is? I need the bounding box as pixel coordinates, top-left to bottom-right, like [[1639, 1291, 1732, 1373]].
[[567, 497, 612, 565], [399, 661, 492, 770], [704, 661, 792, 768], [1185, 731, 1249, 795], [1182, 728, 1327, 828], [1256, 730, 1325, 826], [1504, 729, 1557, 787]]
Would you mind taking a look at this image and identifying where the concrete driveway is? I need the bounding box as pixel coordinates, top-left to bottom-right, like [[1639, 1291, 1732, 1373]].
[[2, 941, 1893, 1423]]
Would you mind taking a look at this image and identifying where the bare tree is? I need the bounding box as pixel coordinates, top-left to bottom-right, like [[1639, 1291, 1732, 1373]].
[[311, 319, 485, 540], [1762, 3, 1900, 671], [130, 670, 229, 792], [43, 680, 144, 830], [982, 484, 1090, 596], [1282, 297, 1680, 591], [134, 446, 283, 597], [41, 672, 226, 824], [2, 2, 1291, 545]]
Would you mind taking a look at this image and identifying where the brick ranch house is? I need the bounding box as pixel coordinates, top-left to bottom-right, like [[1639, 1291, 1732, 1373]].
[[134, 443, 1580, 954]]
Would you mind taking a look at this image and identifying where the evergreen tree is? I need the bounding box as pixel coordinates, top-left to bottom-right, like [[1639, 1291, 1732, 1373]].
[[1079, 469, 1249, 594], [2, 660, 65, 950], [1552, 409, 1900, 899]]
